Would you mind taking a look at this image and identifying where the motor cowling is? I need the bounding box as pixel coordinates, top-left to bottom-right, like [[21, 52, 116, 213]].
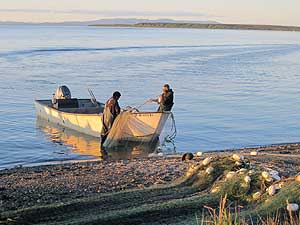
[[52, 85, 71, 104]]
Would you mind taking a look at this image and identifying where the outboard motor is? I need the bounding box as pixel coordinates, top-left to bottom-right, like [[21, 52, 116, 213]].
[[52, 85, 71, 104]]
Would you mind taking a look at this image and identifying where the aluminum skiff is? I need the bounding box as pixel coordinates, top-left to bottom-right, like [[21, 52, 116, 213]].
[[34, 99, 170, 147]]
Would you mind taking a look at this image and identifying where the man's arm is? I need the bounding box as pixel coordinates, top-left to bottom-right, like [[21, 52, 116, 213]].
[[115, 101, 121, 115], [107, 98, 116, 115], [151, 94, 163, 104]]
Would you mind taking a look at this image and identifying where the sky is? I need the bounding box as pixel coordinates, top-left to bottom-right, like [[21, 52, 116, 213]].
[[0, 0, 299, 26]]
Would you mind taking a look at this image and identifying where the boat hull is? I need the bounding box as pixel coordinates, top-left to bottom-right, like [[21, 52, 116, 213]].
[[34, 100, 171, 147], [35, 100, 102, 137]]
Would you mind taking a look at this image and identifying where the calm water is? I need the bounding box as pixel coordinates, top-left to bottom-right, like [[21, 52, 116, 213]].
[[1, 25, 300, 169]]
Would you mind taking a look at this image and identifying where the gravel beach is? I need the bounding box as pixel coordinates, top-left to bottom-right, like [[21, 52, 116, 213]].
[[1, 143, 300, 224], [0, 157, 190, 212]]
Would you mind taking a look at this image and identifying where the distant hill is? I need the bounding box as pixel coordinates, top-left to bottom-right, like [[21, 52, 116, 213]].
[[0, 18, 219, 26], [92, 22, 300, 32]]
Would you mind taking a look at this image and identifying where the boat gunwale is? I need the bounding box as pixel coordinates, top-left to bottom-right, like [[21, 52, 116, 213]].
[[34, 100, 170, 116]]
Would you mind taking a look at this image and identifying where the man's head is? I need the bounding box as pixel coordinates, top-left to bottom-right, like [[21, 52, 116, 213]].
[[113, 91, 121, 100], [162, 84, 170, 93]]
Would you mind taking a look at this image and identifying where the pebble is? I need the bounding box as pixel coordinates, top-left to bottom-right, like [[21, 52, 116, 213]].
[[271, 174, 281, 181], [232, 154, 244, 162], [250, 151, 258, 156], [196, 152, 203, 157]]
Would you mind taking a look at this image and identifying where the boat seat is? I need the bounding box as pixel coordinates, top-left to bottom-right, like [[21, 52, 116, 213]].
[[53, 98, 79, 109]]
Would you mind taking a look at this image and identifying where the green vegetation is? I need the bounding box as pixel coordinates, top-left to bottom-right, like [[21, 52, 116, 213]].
[[197, 195, 300, 225], [91, 23, 300, 32]]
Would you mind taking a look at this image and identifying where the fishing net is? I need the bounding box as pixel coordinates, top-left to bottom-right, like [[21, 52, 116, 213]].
[[103, 110, 172, 149]]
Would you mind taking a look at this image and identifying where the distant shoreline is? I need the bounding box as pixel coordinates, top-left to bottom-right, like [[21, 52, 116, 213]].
[[91, 23, 300, 32], [1, 22, 299, 32]]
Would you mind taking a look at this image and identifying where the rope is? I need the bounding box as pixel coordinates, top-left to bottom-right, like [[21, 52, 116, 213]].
[[160, 112, 177, 152], [169, 113, 177, 140], [133, 95, 160, 111]]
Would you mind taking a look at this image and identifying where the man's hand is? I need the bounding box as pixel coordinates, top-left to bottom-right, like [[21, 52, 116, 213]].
[[150, 98, 158, 103]]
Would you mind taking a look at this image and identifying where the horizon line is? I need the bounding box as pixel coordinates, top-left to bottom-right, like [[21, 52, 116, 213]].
[[1, 18, 300, 28]]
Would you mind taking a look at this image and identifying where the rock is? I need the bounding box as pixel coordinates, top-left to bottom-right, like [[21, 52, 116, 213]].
[[232, 154, 244, 162], [287, 203, 299, 212], [182, 153, 194, 161], [271, 174, 281, 181], [202, 157, 212, 166], [196, 152, 203, 157], [157, 152, 164, 157], [148, 153, 157, 157], [269, 169, 279, 176], [250, 151, 258, 156], [295, 175, 300, 182]]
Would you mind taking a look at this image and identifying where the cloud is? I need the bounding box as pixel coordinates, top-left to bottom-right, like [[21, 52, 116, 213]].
[[0, 8, 219, 18], [0, 9, 51, 13]]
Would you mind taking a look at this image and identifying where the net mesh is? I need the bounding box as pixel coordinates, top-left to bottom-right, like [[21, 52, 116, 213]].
[[103, 111, 170, 149]]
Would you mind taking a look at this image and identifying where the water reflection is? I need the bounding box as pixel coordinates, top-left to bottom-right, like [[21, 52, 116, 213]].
[[36, 118, 158, 160]]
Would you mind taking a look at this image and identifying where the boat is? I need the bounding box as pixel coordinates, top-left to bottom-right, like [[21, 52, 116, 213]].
[[34, 96, 171, 148]]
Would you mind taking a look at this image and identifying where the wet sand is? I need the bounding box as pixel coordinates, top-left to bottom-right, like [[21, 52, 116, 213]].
[[1, 143, 300, 224]]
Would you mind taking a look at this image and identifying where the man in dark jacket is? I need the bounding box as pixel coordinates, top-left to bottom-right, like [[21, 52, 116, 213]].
[[154, 84, 174, 112], [101, 91, 121, 145]]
